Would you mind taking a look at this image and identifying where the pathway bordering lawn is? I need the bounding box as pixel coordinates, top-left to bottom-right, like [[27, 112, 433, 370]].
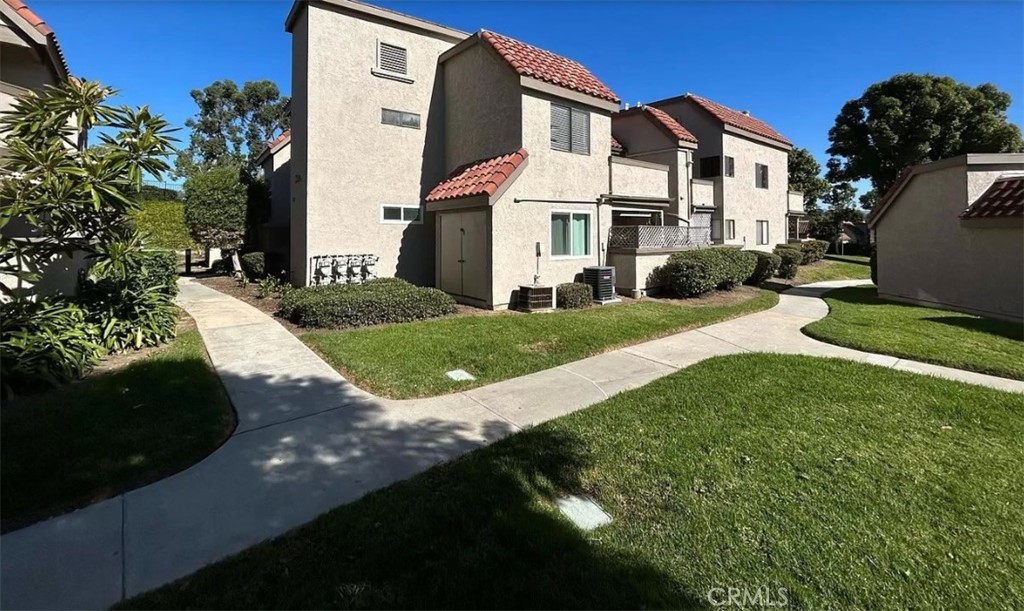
[[804, 286, 1024, 380], [303, 287, 779, 399]]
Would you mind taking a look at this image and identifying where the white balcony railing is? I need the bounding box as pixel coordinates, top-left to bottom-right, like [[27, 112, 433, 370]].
[[608, 225, 711, 250]]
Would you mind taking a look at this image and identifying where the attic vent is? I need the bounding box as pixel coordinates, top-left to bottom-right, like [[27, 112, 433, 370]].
[[378, 42, 408, 75]]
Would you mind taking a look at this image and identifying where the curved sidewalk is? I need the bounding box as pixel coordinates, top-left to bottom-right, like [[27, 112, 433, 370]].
[[2, 278, 1020, 610]]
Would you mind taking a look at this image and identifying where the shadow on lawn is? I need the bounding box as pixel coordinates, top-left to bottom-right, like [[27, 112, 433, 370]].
[[119, 365, 697, 610], [924, 316, 1024, 341]]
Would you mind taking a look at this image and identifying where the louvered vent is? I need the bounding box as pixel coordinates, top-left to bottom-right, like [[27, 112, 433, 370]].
[[570, 108, 590, 154], [550, 104, 571, 152], [378, 42, 408, 75]]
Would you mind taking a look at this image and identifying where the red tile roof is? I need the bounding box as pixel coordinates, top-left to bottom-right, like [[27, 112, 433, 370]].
[[2, 0, 68, 76], [426, 148, 528, 202], [684, 95, 790, 146], [642, 106, 698, 143], [961, 176, 1024, 219], [268, 129, 291, 150], [480, 31, 618, 103]]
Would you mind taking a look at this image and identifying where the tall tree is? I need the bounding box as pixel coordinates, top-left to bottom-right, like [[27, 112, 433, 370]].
[[787, 147, 829, 211], [176, 79, 289, 178], [826, 74, 1023, 195]]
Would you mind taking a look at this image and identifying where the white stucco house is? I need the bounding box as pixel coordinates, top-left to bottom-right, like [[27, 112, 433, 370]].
[[869, 153, 1024, 323], [272, 0, 802, 307]]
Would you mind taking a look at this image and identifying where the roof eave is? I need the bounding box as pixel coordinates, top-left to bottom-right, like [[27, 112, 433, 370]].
[[286, 0, 467, 41]]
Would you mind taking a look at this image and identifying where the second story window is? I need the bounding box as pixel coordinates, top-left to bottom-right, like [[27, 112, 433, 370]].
[[755, 163, 769, 189], [724, 156, 735, 177], [382, 108, 420, 129], [699, 156, 720, 178], [550, 103, 590, 155], [377, 42, 408, 75]]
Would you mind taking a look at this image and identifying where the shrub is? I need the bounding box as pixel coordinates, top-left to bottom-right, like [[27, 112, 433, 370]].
[[132, 200, 196, 251], [0, 299, 104, 396], [800, 239, 829, 264], [240, 251, 266, 279], [278, 278, 457, 328], [183, 163, 248, 248], [663, 249, 729, 297], [556, 282, 592, 309], [79, 247, 179, 353], [870, 244, 878, 285], [256, 276, 292, 300], [718, 249, 758, 290], [774, 247, 803, 279], [747, 251, 782, 285]]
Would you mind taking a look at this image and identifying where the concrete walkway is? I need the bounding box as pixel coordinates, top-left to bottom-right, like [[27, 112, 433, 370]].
[[2, 278, 1021, 609]]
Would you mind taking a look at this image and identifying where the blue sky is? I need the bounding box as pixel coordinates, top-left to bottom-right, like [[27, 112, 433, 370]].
[[33, 0, 1024, 183]]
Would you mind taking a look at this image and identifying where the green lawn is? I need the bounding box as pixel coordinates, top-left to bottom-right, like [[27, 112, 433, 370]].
[[793, 256, 871, 284], [824, 254, 870, 265], [132, 199, 196, 251], [0, 330, 234, 532], [123, 354, 1024, 610], [805, 286, 1024, 379], [303, 288, 778, 398]]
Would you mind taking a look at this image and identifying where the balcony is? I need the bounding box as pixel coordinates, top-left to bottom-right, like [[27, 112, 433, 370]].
[[607, 225, 711, 251]]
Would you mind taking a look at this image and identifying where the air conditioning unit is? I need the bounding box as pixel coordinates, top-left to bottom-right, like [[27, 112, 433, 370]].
[[583, 266, 620, 304]]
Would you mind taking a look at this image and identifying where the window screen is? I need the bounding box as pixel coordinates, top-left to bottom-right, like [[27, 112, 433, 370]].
[[378, 42, 408, 75], [551, 212, 591, 256], [382, 108, 420, 129], [756, 163, 769, 189], [550, 103, 589, 154], [570, 108, 590, 155]]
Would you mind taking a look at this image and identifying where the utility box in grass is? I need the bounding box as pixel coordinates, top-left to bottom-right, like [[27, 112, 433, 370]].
[[517, 284, 554, 312]]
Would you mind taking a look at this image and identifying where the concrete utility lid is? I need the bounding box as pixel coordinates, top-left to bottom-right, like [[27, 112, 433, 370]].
[[446, 369, 476, 381], [555, 495, 612, 531]]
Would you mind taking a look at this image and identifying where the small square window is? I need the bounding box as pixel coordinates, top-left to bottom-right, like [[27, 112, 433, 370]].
[[755, 163, 769, 189], [382, 205, 422, 224], [402, 206, 421, 222], [551, 211, 591, 257], [724, 156, 735, 177], [550, 103, 590, 155]]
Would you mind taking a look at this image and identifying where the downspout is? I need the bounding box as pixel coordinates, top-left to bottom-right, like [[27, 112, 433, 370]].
[[685, 149, 694, 223]]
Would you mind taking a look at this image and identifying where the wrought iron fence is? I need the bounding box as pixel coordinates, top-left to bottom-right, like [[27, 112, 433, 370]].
[[607, 225, 712, 250]]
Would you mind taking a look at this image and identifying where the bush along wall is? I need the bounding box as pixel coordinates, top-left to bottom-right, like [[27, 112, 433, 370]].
[[557, 282, 592, 309], [800, 240, 829, 264], [662, 248, 759, 298], [747, 251, 782, 285], [774, 247, 803, 279], [278, 277, 457, 328]]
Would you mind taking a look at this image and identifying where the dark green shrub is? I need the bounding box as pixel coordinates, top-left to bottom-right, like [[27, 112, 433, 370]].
[[747, 251, 782, 285], [870, 244, 878, 285], [278, 278, 457, 328], [800, 239, 829, 264], [0, 299, 104, 396], [183, 163, 248, 248], [79, 248, 179, 353], [132, 200, 196, 250], [664, 249, 726, 297], [556, 282, 592, 309], [718, 249, 758, 290], [240, 251, 266, 279], [774, 247, 802, 279]]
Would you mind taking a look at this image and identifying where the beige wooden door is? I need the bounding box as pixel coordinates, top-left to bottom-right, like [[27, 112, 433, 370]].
[[437, 210, 488, 301], [439, 212, 463, 296]]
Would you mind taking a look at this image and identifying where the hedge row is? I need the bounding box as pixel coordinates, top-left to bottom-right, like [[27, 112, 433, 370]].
[[278, 277, 457, 328], [662, 248, 759, 298]]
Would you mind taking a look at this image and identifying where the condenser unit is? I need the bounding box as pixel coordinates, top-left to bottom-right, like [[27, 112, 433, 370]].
[[582, 266, 620, 304]]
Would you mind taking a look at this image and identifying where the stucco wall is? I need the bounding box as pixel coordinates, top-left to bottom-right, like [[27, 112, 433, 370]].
[[443, 42, 521, 172], [265, 141, 292, 228], [609, 158, 669, 199], [488, 91, 613, 308], [0, 43, 53, 90], [719, 132, 789, 251], [875, 163, 1024, 322], [606, 250, 674, 296], [788, 190, 804, 213], [289, 9, 309, 283], [296, 4, 456, 285], [692, 179, 714, 209]]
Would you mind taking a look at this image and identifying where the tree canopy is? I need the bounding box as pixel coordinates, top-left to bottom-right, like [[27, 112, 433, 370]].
[[826, 74, 1023, 195], [788, 147, 829, 210], [176, 79, 289, 178]]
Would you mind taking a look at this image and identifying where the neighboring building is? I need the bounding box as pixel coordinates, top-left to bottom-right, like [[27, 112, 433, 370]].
[[835, 220, 869, 254], [282, 0, 801, 306], [254, 129, 292, 274], [868, 153, 1024, 323], [0, 0, 83, 299]]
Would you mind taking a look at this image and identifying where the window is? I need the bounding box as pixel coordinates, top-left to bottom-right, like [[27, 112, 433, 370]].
[[756, 220, 769, 245], [711, 219, 722, 241], [550, 104, 590, 154], [788, 216, 810, 241], [550, 212, 591, 257], [377, 42, 408, 75], [726, 219, 736, 240], [755, 163, 769, 189], [381, 205, 422, 224], [700, 156, 721, 178], [724, 156, 735, 177], [381, 108, 420, 129]]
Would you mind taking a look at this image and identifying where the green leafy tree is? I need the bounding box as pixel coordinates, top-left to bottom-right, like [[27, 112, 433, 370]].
[[788, 147, 829, 211], [176, 79, 289, 178], [183, 163, 249, 248], [858, 189, 879, 211], [826, 74, 1024, 194], [0, 79, 176, 297]]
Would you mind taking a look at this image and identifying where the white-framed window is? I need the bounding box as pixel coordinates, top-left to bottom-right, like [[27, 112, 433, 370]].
[[711, 219, 722, 241], [756, 220, 769, 245], [755, 163, 769, 189], [381, 205, 422, 224], [550, 103, 590, 154], [381, 108, 420, 129], [550, 211, 591, 257], [726, 219, 736, 240]]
